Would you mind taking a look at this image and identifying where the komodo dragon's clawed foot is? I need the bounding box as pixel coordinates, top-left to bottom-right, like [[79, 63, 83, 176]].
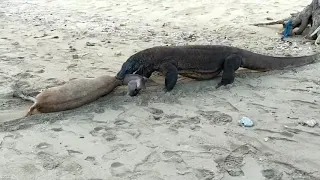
[[216, 54, 242, 89], [159, 62, 178, 91], [215, 83, 233, 89]]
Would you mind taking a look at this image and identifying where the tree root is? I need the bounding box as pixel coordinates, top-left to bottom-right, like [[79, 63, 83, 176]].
[[252, 19, 287, 27], [310, 25, 320, 45], [253, 0, 320, 44]]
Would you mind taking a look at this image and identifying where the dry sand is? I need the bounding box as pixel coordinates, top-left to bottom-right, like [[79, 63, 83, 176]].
[[1, 0, 320, 179]]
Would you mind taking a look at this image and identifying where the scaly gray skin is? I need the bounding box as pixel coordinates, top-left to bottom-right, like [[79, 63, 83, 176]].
[[122, 74, 147, 96], [116, 45, 320, 91]]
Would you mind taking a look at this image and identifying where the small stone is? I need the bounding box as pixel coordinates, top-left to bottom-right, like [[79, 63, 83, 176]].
[[69, 46, 76, 52], [67, 150, 83, 155], [36, 69, 45, 73], [114, 51, 122, 56], [72, 54, 79, 59], [85, 156, 95, 161], [52, 36, 59, 39], [36, 142, 51, 149], [265, 46, 273, 50], [86, 42, 95, 46], [51, 127, 63, 132], [79, 135, 84, 138], [190, 124, 196, 130], [298, 120, 318, 127], [264, 137, 269, 142]]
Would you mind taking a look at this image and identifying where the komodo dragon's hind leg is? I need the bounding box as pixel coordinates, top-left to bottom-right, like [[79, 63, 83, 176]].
[[215, 54, 242, 89], [159, 62, 178, 91]]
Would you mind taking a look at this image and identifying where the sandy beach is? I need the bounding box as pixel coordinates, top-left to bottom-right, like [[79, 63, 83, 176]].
[[0, 0, 320, 179]]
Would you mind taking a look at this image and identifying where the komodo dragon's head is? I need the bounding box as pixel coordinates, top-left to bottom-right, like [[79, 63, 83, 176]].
[[116, 56, 144, 80]]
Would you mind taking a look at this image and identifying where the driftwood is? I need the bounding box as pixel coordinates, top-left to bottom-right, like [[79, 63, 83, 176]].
[[253, 0, 320, 45]]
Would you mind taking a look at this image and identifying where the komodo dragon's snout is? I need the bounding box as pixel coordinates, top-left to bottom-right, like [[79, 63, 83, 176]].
[[116, 58, 142, 80]]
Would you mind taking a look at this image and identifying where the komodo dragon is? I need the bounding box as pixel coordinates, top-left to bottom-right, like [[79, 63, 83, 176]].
[[115, 45, 319, 91]]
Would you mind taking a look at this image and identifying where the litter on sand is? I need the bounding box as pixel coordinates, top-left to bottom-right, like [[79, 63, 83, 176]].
[[239, 116, 254, 127]]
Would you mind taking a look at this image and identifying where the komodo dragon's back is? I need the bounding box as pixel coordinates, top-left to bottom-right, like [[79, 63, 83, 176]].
[[172, 45, 320, 71]]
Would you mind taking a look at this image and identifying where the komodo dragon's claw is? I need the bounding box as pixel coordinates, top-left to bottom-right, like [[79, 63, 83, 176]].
[[215, 83, 232, 90]]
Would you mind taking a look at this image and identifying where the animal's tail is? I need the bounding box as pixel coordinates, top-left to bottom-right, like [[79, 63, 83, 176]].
[[13, 90, 36, 103], [240, 49, 320, 71]]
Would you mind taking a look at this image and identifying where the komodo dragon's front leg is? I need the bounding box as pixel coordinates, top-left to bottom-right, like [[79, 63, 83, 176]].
[[215, 54, 242, 89], [159, 62, 178, 91]]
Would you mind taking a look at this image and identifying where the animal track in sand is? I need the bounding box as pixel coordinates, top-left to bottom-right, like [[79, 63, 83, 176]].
[[36, 151, 61, 170], [254, 128, 294, 138], [169, 117, 201, 131], [110, 162, 131, 177], [246, 103, 277, 114], [289, 99, 319, 109], [216, 144, 258, 177], [36, 142, 52, 150], [197, 110, 233, 125], [67, 149, 83, 156], [89, 126, 117, 141], [61, 161, 83, 174], [90, 125, 142, 143], [0, 133, 23, 153], [102, 144, 137, 161]]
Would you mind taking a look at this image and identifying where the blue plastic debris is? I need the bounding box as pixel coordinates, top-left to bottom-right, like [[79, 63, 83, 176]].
[[282, 19, 293, 39], [239, 117, 254, 127]]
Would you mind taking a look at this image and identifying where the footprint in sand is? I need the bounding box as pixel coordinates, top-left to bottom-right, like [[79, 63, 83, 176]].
[[194, 169, 215, 180], [13, 72, 35, 79], [89, 126, 118, 141], [110, 162, 131, 177], [247, 103, 277, 114], [36, 151, 60, 170], [133, 151, 161, 172], [36, 142, 52, 150], [169, 116, 201, 130], [197, 110, 233, 125], [261, 169, 277, 179], [67, 149, 83, 156], [289, 99, 319, 109], [162, 150, 185, 164], [147, 107, 164, 115], [62, 161, 82, 174], [102, 131, 117, 141], [146, 107, 165, 121], [216, 144, 258, 177], [1, 133, 23, 152], [85, 156, 96, 162]]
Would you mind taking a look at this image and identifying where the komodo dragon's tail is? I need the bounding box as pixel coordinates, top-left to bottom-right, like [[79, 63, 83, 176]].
[[240, 49, 320, 71], [13, 90, 36, 103]]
